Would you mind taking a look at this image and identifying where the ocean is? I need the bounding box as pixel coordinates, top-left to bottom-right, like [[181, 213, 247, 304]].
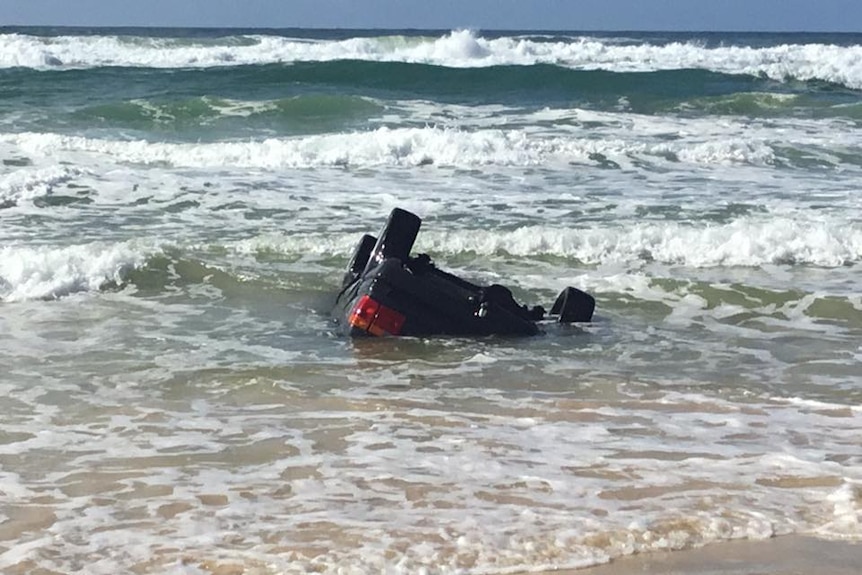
[[0, 27, 860, 574]]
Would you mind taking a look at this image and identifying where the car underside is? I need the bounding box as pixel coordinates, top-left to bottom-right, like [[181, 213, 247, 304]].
[[331, 208, 595, 337]]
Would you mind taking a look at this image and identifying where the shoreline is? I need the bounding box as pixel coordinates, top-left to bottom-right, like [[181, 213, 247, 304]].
[[528, 535, 862, 575]]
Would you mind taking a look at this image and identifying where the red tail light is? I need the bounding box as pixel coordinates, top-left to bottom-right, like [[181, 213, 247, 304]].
[[348, 295, 406, 336]]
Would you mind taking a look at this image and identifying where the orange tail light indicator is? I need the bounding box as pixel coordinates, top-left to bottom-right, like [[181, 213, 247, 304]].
[[348, 295, 406, 336]]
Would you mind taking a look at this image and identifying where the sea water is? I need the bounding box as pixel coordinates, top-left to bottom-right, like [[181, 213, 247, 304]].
[[0, 27, 860, 574]]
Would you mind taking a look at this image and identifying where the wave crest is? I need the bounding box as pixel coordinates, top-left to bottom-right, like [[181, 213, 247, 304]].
[[0, 241, 156, 301], [2, 127, 779, 169], [231, 217, 862, 270], [2, 30, 862, 89]]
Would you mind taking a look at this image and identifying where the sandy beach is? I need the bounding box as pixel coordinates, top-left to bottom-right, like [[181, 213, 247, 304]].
[[533, 535, 862, 575]]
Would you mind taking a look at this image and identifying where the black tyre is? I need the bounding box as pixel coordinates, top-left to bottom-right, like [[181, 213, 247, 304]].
[[551, 286, 596, 323], [363, 208, 422, 274], [342, 234, 377, 288]]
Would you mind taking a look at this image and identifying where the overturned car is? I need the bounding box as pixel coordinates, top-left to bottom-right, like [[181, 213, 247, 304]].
[[331, 208, 595, 337]]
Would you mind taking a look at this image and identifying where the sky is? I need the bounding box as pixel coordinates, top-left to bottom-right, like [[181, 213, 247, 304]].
[[0, 0, 860, 32]]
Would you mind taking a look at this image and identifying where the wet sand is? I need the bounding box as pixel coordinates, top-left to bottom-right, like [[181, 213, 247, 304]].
[[532, 535, 862, 575]]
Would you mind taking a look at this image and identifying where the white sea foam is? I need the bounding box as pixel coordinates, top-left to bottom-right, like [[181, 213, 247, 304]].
[[817, 481, 862, 538], [0, 241, 157, 301], [3, 30, 862, 88], [0, 383, 859, 574], [0, 127, 787, 170], [6, 99, 861, 174], [234, 216, 862, 269], [0, 165, 87, 205]]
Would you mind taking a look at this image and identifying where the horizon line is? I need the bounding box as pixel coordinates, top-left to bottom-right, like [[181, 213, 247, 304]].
[[1, 24, 861, 34]]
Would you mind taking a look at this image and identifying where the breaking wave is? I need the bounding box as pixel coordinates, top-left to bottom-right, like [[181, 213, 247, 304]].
[[0, 128, 785, 169], [0, 241, 156, 301], [234, 217, 862, 269], [2, 29, 862, 89], [0, 165, 87, 207]]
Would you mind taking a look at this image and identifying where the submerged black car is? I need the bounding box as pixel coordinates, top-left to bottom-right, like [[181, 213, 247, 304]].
[[331, 208, 595, 337]]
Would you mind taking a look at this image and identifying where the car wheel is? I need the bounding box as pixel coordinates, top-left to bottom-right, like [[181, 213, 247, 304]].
[[363, 208, 422, 274], [551, 286, 596, 323], [342, 234, 377, 288]]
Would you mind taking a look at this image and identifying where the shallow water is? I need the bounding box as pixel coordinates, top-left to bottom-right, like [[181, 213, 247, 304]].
[[1, 27, 861, 574]]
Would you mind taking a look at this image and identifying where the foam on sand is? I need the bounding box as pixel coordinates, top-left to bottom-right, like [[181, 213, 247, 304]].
[[556, 535, 862, 575]]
